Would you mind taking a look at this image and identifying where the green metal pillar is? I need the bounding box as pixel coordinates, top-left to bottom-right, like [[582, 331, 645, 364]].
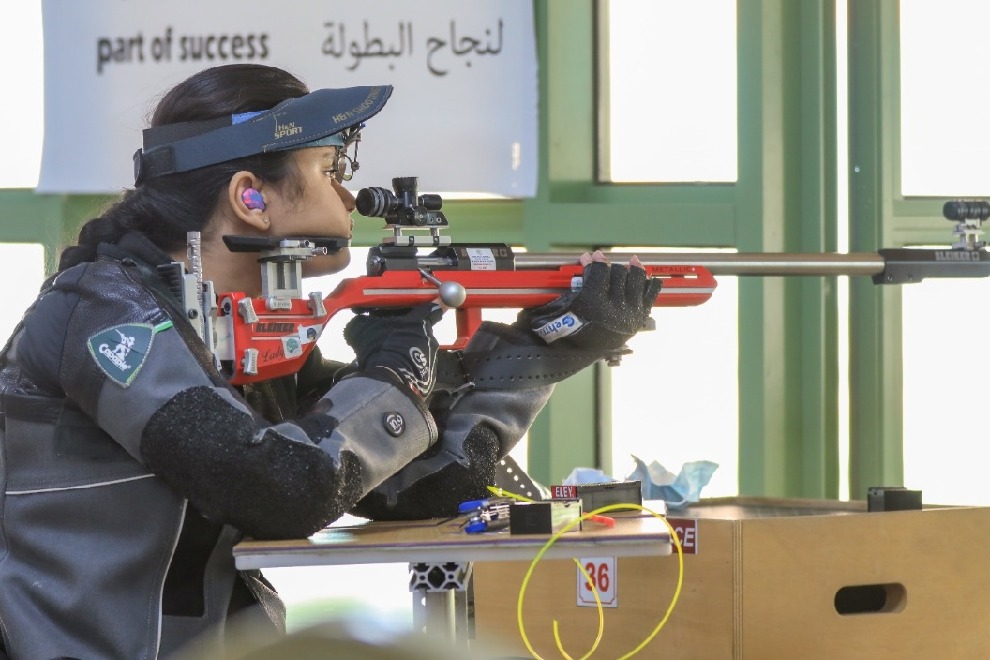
[[736, 0, 839, 498], [846, 0, 903, 495], [523, 0, 599, 485]]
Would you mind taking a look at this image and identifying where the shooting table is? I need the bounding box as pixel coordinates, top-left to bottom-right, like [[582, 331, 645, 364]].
[[232, 507, 672, 647]]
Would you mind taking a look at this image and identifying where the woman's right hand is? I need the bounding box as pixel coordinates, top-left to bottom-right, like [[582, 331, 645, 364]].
[[343, 302, 444, 398]]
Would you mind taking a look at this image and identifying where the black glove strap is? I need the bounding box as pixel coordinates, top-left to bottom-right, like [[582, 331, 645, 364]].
[[464, 346, 600, 388], [435, 351, 470, 389], [454, 345, 624, 390]]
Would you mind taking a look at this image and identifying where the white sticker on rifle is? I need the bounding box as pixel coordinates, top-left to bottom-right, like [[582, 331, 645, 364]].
[[298, 323, 322, 344], [466, 247, 497, 271], [281, 336, 304, 358]]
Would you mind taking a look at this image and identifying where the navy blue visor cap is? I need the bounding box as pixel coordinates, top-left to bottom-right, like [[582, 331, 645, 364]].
[[133, 85, 393, 185]]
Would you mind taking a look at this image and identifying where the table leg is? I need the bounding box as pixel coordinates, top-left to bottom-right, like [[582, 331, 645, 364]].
[[409, 561, 474, 646]]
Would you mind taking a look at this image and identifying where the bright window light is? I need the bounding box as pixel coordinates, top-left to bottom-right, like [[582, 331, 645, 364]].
[[0, 0, 43, 188], [603, 0, 737, 183], [900, 1, 990, 196]]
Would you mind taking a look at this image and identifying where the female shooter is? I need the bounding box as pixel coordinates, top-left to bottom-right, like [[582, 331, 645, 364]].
[[0, 63, 658, 658]]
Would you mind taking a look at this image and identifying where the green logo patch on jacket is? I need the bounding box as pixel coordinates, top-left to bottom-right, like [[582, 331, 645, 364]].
[[87, 322, 170, 387]]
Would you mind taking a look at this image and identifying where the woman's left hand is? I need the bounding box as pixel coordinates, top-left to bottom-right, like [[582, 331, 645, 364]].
[[517, 249, 661, 351]]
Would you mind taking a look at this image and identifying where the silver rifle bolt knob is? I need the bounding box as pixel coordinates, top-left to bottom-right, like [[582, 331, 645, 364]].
[[419, 269, 467, 308]]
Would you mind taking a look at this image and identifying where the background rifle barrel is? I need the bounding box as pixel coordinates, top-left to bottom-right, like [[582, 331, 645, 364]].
[[517, 252, 886, 277]]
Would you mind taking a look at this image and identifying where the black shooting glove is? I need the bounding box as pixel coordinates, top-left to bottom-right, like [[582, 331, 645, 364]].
[[518, 259, 662, 351], [343, 302, 444, 398]]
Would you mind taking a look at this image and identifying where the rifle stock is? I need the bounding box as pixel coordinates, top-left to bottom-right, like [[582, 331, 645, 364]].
[[214, 255, 717, 385], [198, 243, 990, 386], [201, 188, 990, 385]]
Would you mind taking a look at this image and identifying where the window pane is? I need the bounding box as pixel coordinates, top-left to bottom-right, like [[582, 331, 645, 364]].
[[603, 0, 737, 183], [0, 244, 45, 342], [610, 251, 739, 497], [0, 0, 43, 188], [900, 1, 990, 196], [265, 561, 414, 633], [902, 276, 990, 505]]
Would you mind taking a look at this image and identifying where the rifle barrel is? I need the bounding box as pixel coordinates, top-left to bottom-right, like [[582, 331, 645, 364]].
[[517, 252, 885, 277]]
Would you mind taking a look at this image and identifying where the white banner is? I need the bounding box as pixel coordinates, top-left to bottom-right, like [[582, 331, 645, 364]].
[[38, 0, 537, 197]]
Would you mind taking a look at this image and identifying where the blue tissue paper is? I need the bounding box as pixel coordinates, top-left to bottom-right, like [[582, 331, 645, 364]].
[[560, 458, 718, 511], [561, 467, 613, 485], [626, 456, 718, 510]]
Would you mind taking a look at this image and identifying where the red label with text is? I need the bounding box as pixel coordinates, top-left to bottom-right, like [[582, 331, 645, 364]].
[[551, 485, 577, 499], [667, 518, 698, 555]]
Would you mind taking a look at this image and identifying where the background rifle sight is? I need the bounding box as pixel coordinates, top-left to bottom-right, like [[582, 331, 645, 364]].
[[356, 176, 447, 227]]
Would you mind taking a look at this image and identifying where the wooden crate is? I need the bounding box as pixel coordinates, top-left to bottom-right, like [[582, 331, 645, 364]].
[[472, 497, 990, 659]]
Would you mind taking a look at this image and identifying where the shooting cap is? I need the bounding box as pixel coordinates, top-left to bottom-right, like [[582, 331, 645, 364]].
[[133, 85, 393, 185]]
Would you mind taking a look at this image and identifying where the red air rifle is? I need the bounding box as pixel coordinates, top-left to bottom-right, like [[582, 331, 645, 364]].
[[178, 177, 718, 385]]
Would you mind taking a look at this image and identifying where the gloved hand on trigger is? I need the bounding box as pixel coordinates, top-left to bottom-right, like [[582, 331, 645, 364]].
[[343, 302, 444, 398], [518, 251, 662, 351]]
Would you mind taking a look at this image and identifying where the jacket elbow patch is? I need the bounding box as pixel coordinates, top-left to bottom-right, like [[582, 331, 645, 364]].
[[141, 386, 356, 538]]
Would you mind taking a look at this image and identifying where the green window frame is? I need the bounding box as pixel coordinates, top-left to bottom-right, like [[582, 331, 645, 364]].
[[2, 0, 925, 501]]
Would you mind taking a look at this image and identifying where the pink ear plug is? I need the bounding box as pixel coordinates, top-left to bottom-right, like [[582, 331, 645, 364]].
[[241, 188, 266, 210]]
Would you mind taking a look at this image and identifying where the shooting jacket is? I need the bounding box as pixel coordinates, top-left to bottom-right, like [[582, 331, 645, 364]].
[[0, 232, 554, 659]]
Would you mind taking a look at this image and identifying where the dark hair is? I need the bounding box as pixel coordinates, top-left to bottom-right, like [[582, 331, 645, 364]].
[[58, 64, 309, 271]]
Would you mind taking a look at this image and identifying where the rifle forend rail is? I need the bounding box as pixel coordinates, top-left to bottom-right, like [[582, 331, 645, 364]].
[[519, 249, 990, 284]]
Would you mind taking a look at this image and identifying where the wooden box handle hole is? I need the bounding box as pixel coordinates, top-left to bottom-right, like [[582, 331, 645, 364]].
[[834, 583, 906, 615]]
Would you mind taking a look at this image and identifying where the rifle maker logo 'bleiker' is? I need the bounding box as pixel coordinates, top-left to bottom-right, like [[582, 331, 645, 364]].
[[87, 323, 156, 387]]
